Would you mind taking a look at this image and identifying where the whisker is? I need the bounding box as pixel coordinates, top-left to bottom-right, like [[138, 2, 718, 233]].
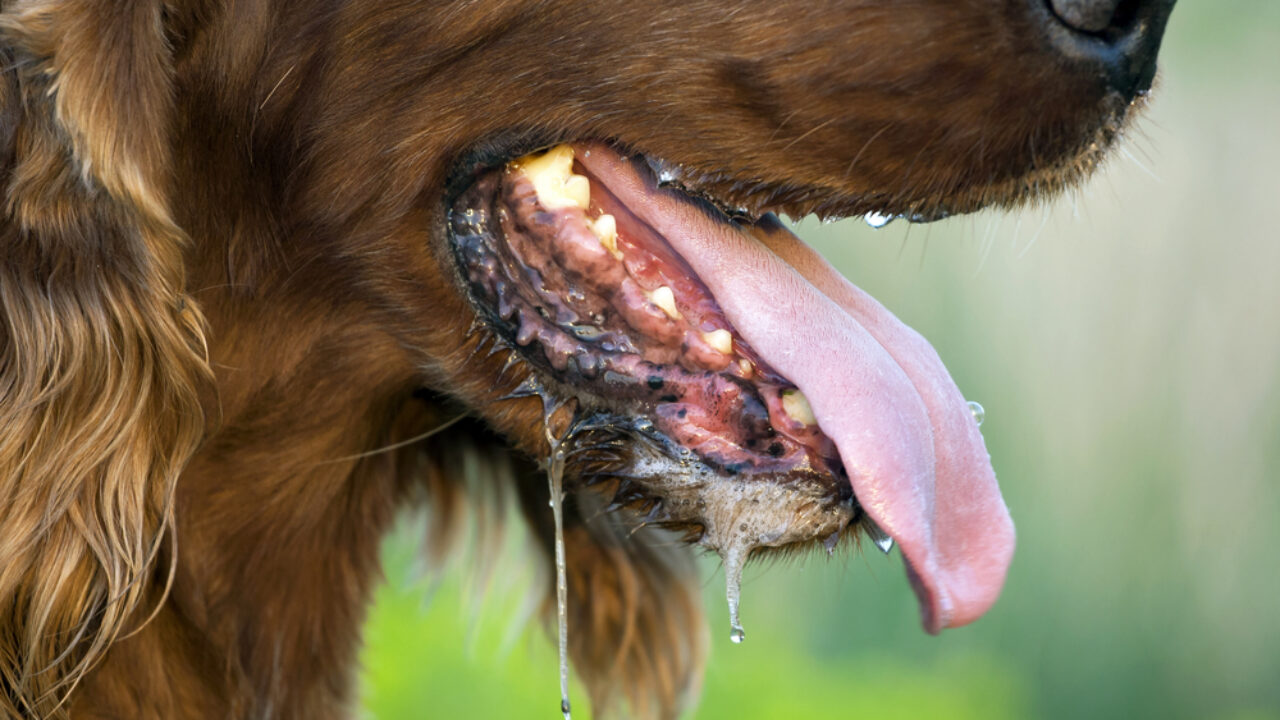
[[315, 413, 468, 465]]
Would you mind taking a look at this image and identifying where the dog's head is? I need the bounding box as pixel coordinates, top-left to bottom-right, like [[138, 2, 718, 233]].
[[0, 0, 1174, 717]]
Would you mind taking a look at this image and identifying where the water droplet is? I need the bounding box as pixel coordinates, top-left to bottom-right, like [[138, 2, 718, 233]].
[[864, 519, 894, 554], [864, 211, 895, 229], [904, 210, 951, 224], [968, 400, 985, 427], [730, 626, 746, 644]]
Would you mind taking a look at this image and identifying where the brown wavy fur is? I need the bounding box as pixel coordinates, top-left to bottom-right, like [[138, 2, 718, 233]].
[[0, 1, 209, 715], [0, 0, 1168, 717]]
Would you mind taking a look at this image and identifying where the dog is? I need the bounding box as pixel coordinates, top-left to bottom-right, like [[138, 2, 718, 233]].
[[0, 0, 1175, 717]]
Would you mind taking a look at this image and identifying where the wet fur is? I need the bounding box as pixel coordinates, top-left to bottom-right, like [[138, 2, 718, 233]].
[[0, 0, 1158, 717]]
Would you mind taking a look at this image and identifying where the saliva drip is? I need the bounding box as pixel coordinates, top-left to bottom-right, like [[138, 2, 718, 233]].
[[722, 544, 748, 644], [546, 437, 571, 720], [534, 383, 574, 720]]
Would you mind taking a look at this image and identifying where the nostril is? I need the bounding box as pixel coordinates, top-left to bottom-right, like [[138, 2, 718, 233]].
[[1048, 0, 1126, 34], [1039, 0, 1174, 100]]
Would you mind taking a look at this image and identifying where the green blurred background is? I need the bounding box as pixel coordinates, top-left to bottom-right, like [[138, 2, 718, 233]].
[[359, 4, 1280, 718]]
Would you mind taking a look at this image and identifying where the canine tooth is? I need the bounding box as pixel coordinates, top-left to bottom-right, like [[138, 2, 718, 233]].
[[781, 389, 816, 425], [591, 213, 623, 259], [516, 145, 590, 209], [650, 286, 681, 320], [703, 328, 733, 355], [518, 145, 572, 181]]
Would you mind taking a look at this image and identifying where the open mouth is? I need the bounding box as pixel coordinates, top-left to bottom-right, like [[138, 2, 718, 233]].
[[447, 142, 1015, 635]]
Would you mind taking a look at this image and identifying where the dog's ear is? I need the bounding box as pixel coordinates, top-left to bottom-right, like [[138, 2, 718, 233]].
[[0, 2, 209, 716]]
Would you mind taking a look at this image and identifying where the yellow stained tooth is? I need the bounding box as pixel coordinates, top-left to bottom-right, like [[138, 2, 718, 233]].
[[650, 286, 681, 320], [781, 389, 816, 426], [703, 328, 733, 355], [592, 214, 622, 259], [517, 145, 573, 180], [563, 174, 591, 208], [738, 359, 754, 377], [516, 145, 589, 209]]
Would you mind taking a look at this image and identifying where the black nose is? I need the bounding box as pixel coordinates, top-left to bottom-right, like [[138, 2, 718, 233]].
[[1039, 0, 1177, 99], [1050, 0, 1126, 33]]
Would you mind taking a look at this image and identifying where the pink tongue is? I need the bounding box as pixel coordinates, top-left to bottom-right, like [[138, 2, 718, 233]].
[[578, 147, 1015, 632]]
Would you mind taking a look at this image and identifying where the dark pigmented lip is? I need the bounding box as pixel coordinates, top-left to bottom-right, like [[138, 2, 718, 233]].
[[639, 155, 766, 225], [633, 151, 958, 228]]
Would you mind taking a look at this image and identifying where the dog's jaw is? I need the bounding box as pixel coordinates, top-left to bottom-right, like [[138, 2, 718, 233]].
[[447, 143, 1015, 633]]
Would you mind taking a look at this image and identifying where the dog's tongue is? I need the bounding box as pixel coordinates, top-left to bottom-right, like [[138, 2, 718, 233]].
[[577, 147, 1015, 632]]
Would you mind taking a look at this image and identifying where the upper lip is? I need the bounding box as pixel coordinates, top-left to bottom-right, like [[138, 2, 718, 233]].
[[448, 138, 958, 234], [641, 155, 765, 225], [630, 150, 953, 225]]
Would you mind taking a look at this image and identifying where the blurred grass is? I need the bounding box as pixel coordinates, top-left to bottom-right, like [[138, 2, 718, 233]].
[[359, 4, 1280, 718], [360, 519, 1033, 720]]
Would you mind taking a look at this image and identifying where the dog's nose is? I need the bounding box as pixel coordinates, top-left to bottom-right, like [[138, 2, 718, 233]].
[[1040, 0, 1177, 99]]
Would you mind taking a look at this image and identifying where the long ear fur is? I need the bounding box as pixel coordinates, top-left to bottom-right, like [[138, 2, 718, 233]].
[[0, 2, 209, 717]]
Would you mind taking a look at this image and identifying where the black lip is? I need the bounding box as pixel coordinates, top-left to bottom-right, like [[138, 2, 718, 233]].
[[639, 155, 764, 225]]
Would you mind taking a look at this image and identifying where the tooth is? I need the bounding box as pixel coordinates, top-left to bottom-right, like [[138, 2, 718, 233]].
[[516, 145, 590, 209], [703, 329, 733, 355], [737, 359, 754, 377], [563, 174, 590, 208], [781, 389, 815, 425], [649, 286, 681, 320], [591, 214, 623, 259], [592, 213, 617, 240], [518, 145, 572, 182]]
